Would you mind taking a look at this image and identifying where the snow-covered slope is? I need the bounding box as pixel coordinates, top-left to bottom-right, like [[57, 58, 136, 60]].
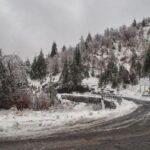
[[82, 76, 150, 101], [85, 24, 150, 74]]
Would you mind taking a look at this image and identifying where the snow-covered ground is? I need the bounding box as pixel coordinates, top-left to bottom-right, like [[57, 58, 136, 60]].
[[116, 78, 150, 101], [28, 73, 61, 90], [0, 99, 138, 140], [82, 77, 150, 101], [1, 77, 148, 140], [82, 77, 99, 91]]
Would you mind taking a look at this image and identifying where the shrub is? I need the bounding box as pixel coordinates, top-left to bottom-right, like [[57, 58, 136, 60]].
[[16, 94, 31, 110]]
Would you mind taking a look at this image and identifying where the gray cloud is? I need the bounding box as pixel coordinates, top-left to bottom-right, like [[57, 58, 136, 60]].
[[0, 0, 149, 60]]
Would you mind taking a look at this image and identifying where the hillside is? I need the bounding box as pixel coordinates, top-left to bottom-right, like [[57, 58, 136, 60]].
[[28, 18, 150, 94], [0, 18, 150, 145], [0, 18, 150, 110]]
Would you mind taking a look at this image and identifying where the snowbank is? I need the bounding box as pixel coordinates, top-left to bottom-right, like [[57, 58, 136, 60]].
[[0, 99, 138, 140], [118, 78, 150, 101], [82, 77, 99, 89]]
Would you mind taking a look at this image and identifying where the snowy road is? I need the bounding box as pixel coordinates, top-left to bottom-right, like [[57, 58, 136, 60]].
[[0, 98, 150, 150], [0, 98, 137, 141]]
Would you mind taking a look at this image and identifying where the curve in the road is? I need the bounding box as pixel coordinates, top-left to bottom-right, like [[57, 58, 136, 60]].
[[0, 98, 150, 150]]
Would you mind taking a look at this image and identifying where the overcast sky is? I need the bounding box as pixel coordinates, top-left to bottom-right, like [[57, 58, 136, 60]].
[[0, 0, 150, 60]]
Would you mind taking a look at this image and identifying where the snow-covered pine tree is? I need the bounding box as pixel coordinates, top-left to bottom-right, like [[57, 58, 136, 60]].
[[62, 45, 66, 52], [91, 68, 95, 77], [25, 59, 31, 68], [73, 45, 82, 66], [107, 61, 118, 81], [37, 50, 47, 79], [85, 33, 93, 53], [135, 61, 142, 79], [111, 64, 119, 88], [83, 66, 89, 78], [143, 45, 150, 75], [79, 36, 86, 53], [50, 42, 57, 57], [119, 65, 130, 86], [30, 56, 38, 79], [79, 36, 90, 64], [70, 46, 83, 88], [52, 56, 59, 76], [25, 59, 31, 74], [142, 19, 146, 27], [132, 19, 137, 27], [118, 42, 122, 52], [0, 56, 10, 108], [60, 58, 69, 85], [30, 50, 47, 80], [99, 72, 108, 88], [130, 69, 138, 85], [86, 33, 92, 44]]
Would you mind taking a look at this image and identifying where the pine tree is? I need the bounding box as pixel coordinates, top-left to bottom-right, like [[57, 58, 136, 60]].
[[60, 58, 69, 85], [132, 19, 137, 27], [135, 61, 142, 79], [62, 45, 66, 52], [91, 68, 95, 77], [86, 33, 92, 43], [25, 59, 31, 74], [142, 19, 146, 27], [83, 66, 89, 78], [112, 75, 118, 89], [50, 42, 57, 57], [130, 54, 137, 69], [73, 45, 82, 66], [99, 72, 108, 88], [130, 69, 138, 85], [111, 65, 119, 88], [52, 56, 59, 76], [30, 50, 47, 80], [37, 50, 47, 79], [30, 57, 38, 79], [119, 65, 130, 84], [143, 45, 150, 75], [25, 59, 30, 67], [70, 61, 80, 87], [70, 46, 83, 88], [107, 61, 118, 81], [79, 36, 86, 52], [118, 42, 122, 52], [0, 58, 8, 98], [95, 34, 101, 42], [0, 49, 2, 57], [79, 36, 88, 62]]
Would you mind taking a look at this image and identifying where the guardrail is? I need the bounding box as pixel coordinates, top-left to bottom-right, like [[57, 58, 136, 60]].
[[61, 94, 116, 109]]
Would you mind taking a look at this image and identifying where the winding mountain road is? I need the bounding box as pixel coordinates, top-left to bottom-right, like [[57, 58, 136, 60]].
[[0, 98, 150, 150]]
